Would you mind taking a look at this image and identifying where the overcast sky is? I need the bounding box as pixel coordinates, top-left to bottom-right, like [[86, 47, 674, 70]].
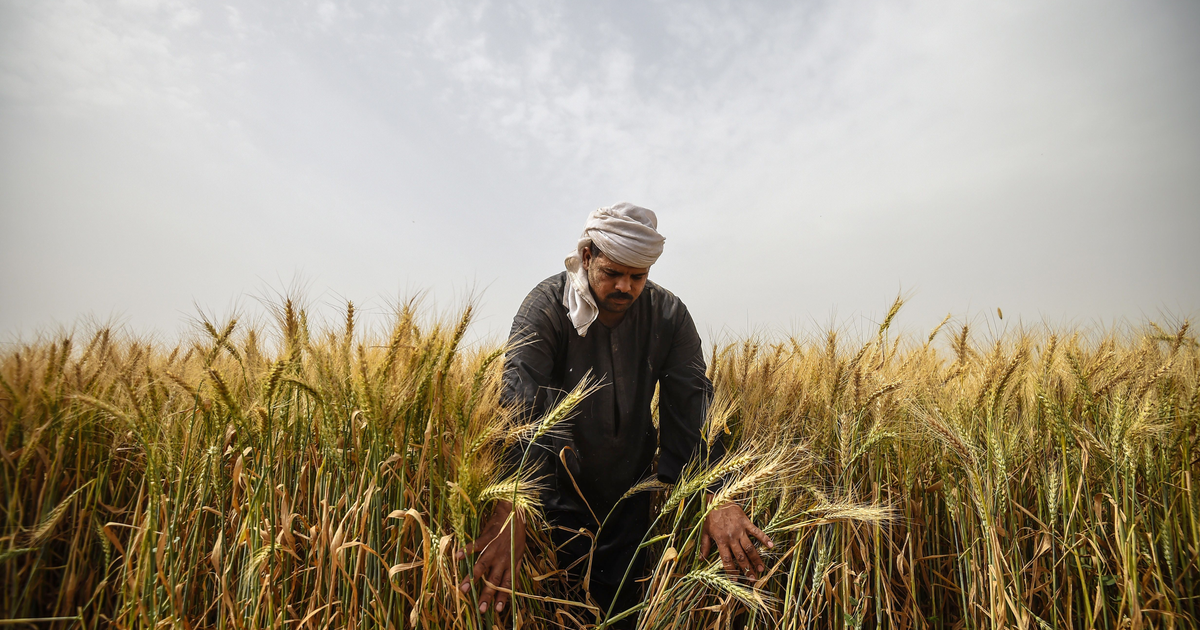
[[2, 0, 1198, 345]]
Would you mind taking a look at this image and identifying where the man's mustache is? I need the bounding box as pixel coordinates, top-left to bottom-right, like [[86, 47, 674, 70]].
[[607, 292, 634, 301]]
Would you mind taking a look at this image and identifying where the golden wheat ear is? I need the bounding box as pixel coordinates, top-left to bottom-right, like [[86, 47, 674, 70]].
[[4, 302, 1196, 629]]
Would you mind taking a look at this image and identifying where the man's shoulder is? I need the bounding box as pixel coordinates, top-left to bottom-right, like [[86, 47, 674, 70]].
[[525, 272, 568, 305], [512, 272, 568, 328], [642, 280, 692, 323]]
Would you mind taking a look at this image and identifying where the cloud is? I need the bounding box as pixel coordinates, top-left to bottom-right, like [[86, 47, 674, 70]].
[[1, 0, 1197, 340], [0, 1, 212, 121]]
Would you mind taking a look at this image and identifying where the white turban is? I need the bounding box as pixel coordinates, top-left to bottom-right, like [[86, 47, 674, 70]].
[[563, 202, 665, 337]]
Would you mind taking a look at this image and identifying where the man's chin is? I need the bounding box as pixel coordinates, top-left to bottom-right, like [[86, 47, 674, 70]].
[[600, 298, 634, 313]]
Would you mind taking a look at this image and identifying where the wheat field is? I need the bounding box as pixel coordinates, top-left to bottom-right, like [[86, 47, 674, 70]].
[[1, 297, 1196, 629]]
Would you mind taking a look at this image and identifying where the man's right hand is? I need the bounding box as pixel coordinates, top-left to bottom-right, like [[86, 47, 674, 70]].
[[455, 500, 527, 614]]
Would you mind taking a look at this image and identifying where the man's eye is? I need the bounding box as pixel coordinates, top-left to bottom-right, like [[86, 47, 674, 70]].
[[605, 270, 619, 277]]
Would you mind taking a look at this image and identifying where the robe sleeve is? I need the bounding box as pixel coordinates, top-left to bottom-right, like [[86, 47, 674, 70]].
[[655, 305, 725, 484], [498, 285, 562, 497]]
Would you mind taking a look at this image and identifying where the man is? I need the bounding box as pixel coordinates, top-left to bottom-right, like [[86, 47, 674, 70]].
[[456, 203, 772, 625]]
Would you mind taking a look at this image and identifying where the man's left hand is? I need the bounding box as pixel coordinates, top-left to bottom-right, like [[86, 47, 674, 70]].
[[700, 495, 774, 580]]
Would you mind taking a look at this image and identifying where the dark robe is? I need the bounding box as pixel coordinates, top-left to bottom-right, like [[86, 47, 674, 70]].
[[500, 272, 720, 615]]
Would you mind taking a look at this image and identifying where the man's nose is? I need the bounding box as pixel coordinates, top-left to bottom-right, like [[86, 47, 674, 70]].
[[615, 276, 632, 293]]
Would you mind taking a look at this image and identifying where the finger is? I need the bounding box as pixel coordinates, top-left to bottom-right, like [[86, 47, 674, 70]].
[[473, 557, 488, 581], [494, 568, 512, 613], [477, 581, 493, 613], [478, 562, 506, 613], [461, 556, 487, 593], [739, 533, 765, 578], [730, 535, 753, 577], [700, 533, 712, 559], [748, 523, 774, 549], [717, 539, 737, 574]]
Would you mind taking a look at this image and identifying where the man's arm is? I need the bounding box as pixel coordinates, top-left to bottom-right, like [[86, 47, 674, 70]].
[[657, 304, 773, 580], [456, 284, 562, 613], [655, 307, 719, 482]]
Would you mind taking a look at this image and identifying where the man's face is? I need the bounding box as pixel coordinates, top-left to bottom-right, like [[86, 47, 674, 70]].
[[582, 248, 649, 315]]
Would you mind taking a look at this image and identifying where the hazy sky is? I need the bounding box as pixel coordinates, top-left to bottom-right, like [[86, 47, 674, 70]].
[[2, 0, 1198, 344]]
